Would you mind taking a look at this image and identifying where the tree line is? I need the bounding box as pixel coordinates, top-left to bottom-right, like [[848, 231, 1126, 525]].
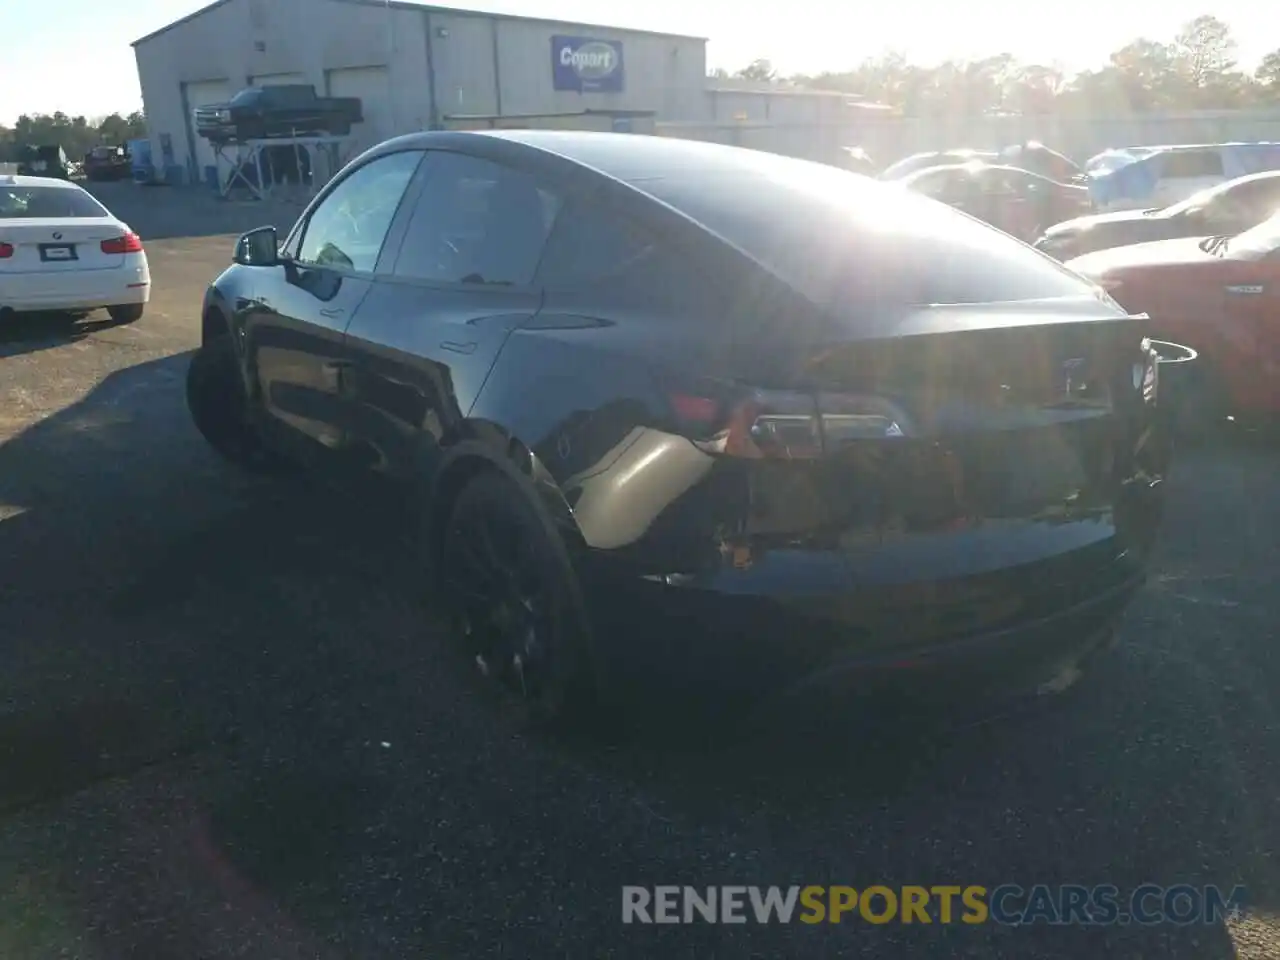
[[0, 111, 148, 161], [713, 16, 1280, 117]]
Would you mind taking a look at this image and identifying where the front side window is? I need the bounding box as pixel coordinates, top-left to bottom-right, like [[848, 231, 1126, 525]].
[[390, 152, 560, 286], [296, 150, 423, 273]]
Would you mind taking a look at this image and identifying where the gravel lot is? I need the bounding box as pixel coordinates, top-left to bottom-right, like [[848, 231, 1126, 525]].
[[1, 181, 1278, 959]]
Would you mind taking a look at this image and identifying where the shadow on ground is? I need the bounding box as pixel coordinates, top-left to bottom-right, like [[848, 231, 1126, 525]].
[[0, 311, 123, 361], [0, 355, 1274, 957]]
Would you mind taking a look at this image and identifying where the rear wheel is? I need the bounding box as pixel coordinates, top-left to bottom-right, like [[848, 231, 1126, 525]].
[[438, 471, 598, 728], [107, 304, 144, 325], [186, 335, 287, 473]]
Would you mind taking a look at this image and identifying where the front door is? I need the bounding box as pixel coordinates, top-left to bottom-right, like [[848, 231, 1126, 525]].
[[342, 150, 561, 479], [245, 148, 424, 465]]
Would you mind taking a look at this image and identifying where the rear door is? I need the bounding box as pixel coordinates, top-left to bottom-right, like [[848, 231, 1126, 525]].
[[244, 149, 424, 465], [340, 150, 559, 478]]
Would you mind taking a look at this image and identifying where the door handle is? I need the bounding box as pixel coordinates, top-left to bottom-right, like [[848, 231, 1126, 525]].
[[320, 307, 345, 318], [323, 359, 354, 370], [1224, 285, 1264, 296]]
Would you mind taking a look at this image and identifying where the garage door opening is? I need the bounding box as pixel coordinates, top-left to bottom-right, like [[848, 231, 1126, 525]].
[[325, 66, 390, 153], [183, 78, 231, 178]]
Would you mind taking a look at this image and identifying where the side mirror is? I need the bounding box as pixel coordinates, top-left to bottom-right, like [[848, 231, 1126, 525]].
[[234, 226, 279, 267]]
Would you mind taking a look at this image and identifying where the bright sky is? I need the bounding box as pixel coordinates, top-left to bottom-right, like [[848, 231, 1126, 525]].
[[1, 0, 1272, 124]]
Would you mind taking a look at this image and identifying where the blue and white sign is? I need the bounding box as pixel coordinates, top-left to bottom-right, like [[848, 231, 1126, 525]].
[[551, 36, 625, 93]]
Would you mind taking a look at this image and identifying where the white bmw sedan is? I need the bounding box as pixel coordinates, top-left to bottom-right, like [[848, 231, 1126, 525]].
[[0, 174, 150, 324]]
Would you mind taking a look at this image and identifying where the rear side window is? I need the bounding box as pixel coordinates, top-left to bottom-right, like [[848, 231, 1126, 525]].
[[0, 186, 107, 219], [538, 200, 658, 284], [1162, 151, 1223, 178], [390, 152, 560, 286], [536, 198, 726, 318], [535, 198, 712, 310]]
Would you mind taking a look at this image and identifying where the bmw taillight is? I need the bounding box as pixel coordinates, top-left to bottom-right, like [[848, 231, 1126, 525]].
[[101, 232, 143, 254], [667, 386, 913, 460], [0, 242, 13, 259]]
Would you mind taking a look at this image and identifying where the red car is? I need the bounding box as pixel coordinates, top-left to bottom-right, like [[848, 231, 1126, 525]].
[[901, 162, 1093, 243], [1066, 213, 1280, 428]]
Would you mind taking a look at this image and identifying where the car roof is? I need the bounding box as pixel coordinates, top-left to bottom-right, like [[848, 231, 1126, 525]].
[[1226, 169, 1280, 184], [0, 174, 83, 190]]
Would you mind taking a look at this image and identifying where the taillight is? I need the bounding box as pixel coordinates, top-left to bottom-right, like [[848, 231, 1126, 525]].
[[0, 241, 12, 259], [101, 232, 143, 254], [668, 386, 913, 460]]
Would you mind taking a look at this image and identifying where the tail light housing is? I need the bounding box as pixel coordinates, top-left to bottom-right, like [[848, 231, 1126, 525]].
[[0, 242, 12, 259], [101, 233, 143, 255], [668, 386, 914, 460]]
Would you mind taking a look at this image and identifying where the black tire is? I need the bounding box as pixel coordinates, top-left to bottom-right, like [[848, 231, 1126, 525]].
[[186, 336, 286, 473], [438, 471, 599, 728], [107, 303, 144, 325]]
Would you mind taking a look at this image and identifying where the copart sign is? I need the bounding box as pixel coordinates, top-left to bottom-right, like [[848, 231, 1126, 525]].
[[551, 36, 625, 93]]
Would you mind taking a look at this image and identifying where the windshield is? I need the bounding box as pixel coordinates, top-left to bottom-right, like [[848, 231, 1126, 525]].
[[229, 88, 263, 106], [0, 185, 108, 218], [1225, 212, 1280, 258]]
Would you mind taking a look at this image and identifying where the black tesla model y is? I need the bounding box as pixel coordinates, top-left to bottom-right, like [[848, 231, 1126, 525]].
[[188, 130, 1173, 725]]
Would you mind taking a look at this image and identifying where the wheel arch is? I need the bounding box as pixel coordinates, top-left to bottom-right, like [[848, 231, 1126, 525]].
[[202, 298, 232, 344], [427, 422, 585, 561]]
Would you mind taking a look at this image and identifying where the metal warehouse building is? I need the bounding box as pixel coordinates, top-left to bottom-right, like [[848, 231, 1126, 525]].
[[132, 0, 710, 181]]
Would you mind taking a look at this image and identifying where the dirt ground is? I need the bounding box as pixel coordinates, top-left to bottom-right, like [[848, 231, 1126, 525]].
[[0, 180, 1278, 959]]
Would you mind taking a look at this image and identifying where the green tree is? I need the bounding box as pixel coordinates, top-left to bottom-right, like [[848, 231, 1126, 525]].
[[734, 59, 778, 83], [96, 113, 132, 145], [1256, 49, 1280, 99]]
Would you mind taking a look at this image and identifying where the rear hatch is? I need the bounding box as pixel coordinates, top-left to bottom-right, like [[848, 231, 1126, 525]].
[[0, 218, 133, 274], [793, 305, 1154, 538], [664, 302, 1161, 651]]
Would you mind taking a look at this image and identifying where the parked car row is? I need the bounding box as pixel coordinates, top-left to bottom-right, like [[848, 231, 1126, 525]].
[[180, 131, 1176, 727], [897, 161, 1091, 243], [880, 138, 1279, 434], [1048, 179, 1280, 433]]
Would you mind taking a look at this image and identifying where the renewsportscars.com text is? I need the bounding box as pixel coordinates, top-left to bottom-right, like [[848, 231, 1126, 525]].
[[622, 884, 1247, 926]]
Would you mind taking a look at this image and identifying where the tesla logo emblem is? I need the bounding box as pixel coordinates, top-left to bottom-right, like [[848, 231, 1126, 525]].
[[1061, 357, 1086, 397], [52, 232, 62, 240]]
